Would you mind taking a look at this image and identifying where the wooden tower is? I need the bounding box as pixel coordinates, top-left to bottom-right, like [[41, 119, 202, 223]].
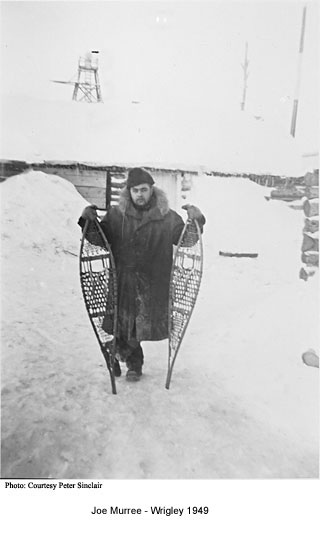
[[72, 51, 103, 103]]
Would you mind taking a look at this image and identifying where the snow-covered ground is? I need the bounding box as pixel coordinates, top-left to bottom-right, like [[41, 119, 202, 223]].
[[1, 171, 318, 479]]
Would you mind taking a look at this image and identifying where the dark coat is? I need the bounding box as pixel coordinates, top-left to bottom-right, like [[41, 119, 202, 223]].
[[99, 187, 185, 342]]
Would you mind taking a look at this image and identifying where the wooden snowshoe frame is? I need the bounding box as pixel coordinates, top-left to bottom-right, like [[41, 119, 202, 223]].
[[166, 219, 203, 389], [79, 219, 118, 394]]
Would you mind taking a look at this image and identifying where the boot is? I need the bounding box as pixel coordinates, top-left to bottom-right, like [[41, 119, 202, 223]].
[[126, 344, 144, 381], [126, 367, 142, 381]]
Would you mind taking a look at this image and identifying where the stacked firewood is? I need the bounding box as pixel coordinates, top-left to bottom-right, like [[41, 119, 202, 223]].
[[299, 169, 319, 281], [299, 170, 319, 368]]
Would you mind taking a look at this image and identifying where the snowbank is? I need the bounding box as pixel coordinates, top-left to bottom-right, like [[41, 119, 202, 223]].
[[193, 175, 305, 281], [1, 171, 87, 257]]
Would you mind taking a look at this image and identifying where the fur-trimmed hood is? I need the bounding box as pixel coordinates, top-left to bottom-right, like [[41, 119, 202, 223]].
[[118, 186, 170, 216]]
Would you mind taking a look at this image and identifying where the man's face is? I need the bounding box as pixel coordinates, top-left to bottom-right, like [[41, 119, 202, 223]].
[[130, 183, 153, 207]]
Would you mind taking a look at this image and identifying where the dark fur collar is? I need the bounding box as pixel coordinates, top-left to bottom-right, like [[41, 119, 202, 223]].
[[118, 186, 170, 216]]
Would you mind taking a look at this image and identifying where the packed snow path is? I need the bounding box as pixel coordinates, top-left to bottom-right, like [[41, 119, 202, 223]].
[[1, 172, 318, 478]]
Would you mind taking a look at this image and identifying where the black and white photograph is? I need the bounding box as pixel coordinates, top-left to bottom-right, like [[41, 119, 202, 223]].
[[0, 0, 319, 536]]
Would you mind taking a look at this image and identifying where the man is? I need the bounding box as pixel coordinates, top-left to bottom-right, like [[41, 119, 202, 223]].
[[79, 167, 205, 381]]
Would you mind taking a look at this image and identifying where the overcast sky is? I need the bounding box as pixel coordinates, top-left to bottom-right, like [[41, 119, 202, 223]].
[[0, 1, 318, 151]]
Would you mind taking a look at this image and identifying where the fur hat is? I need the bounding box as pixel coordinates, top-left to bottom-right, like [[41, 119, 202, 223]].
[[126, 167, 155, 188]]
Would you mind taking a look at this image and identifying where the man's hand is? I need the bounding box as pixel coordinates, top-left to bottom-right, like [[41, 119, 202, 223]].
[[81, 205, 98, 222], [182, 204, 204, 221]]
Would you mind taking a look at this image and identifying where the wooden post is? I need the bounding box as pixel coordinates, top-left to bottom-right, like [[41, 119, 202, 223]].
[[290, 5, 307, 137], [241, 42, 249, 112], [106, 170, 112, 210]]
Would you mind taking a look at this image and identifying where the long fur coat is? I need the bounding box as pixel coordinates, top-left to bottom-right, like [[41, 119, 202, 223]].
[[100, 187, 185, 342]]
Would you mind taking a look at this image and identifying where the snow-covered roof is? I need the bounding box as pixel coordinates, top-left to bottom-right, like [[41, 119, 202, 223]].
[[1, 94, 306, 177]]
